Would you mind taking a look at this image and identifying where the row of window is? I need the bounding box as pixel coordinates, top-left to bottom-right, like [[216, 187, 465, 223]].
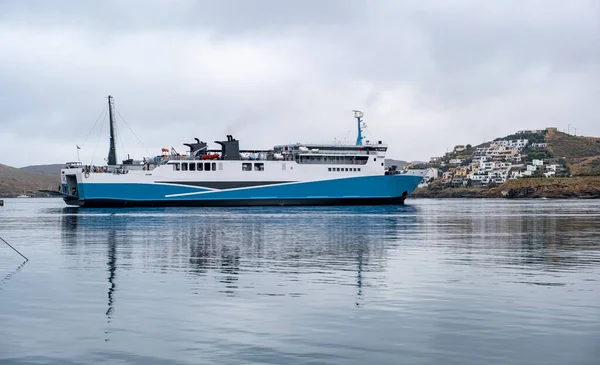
[[329, 167, 361, 172], [297, 155, 370, 164], [168, 162, 363, 173], [170, 162, 218, 171], [242, 163, 264, 171]]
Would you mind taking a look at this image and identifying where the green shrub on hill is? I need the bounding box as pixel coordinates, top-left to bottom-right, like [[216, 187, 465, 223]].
[[496, 131, 546, 144], [526, 150, 552, 161]]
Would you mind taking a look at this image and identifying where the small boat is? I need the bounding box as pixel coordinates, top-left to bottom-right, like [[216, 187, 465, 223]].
[[17, 193, 31, 198]]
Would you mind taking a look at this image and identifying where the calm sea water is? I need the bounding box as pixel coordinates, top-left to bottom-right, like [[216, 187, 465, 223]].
[[0, 198, 599, 364]]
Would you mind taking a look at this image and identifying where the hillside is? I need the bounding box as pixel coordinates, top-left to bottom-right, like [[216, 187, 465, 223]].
[[492, 176, 600, 199], [569, 157, 600, 176], [21, 164, 64, 175], [545, 130, 600, 176], [546, 129, 600, 160], [431, 129, 600, 175], [0, 164, 60, 197], [419, 127, 600, 198]]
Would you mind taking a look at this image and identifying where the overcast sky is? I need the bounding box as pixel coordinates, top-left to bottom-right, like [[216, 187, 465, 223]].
[[1, 0, 598, 167]]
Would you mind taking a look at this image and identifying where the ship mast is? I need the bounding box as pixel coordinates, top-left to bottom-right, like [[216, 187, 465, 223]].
[[107, 95, 117, 166], [353, 110, 364, 146]]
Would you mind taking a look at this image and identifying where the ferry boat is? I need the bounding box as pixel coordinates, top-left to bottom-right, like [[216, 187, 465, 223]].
[[51, 96, 426, 207]]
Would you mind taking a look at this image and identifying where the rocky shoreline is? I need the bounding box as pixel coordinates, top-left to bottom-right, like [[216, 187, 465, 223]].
[[411, 176, 600, 199]]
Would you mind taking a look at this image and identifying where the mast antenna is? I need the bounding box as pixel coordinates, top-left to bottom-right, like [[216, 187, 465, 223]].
[[353, 110, 364, 146], [107, 95, 117, 166]]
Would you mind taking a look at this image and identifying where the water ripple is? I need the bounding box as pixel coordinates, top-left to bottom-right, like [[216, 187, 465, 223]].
[[0, 198, 599, 365]]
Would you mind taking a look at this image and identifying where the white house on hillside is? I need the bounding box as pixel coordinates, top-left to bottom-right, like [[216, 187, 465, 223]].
[[508, 139, 529, 148], [418, 168, 440, 188], [532, 159, 544, 166]]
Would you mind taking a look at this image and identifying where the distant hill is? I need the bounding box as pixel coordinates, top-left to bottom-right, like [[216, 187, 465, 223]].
[[21, 164, 64, 175], [0, 164, 60, 197]]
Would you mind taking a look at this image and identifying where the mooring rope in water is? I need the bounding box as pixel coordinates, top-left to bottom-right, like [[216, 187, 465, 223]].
[[0, 236, 28, 262], [0, 260, 27, 289]]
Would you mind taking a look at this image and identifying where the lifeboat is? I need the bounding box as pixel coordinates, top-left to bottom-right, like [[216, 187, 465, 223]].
[[201, 153, 220, 160]]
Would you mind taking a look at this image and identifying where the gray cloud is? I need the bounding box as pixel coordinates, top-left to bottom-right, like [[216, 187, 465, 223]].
[[0, 0, 598, 167]]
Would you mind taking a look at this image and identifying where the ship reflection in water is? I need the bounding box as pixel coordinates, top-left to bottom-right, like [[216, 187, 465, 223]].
[[59, 205, 418, 304], [0, 199, 599, 365], [58, 205, 422, 349]]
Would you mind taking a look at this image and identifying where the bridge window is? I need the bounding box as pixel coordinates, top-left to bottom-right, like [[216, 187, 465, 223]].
[[181, 163, 188, 171], [197, 163, 203, 171], [328, 167, 332, 171], [189, 163, 196, 171], [254, 163, 264, 171], [212, 163, 216, 171], [242, 163, 252, 171], [170, 163, 180, 171], [204, 162, 210, 171]]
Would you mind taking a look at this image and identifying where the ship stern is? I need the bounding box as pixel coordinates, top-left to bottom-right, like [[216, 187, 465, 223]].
[[60, 165, 85, 206]]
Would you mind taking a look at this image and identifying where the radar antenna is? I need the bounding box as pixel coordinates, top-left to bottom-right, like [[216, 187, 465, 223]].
[[353, 110, 365, 146]]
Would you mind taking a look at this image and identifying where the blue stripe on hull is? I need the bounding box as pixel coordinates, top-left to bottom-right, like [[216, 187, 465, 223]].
[[79, 181, 212, 200], [71, 175, 422, 207]]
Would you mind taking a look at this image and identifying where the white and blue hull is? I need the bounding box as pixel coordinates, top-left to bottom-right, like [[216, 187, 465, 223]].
[[62, 174, 423, 207]]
